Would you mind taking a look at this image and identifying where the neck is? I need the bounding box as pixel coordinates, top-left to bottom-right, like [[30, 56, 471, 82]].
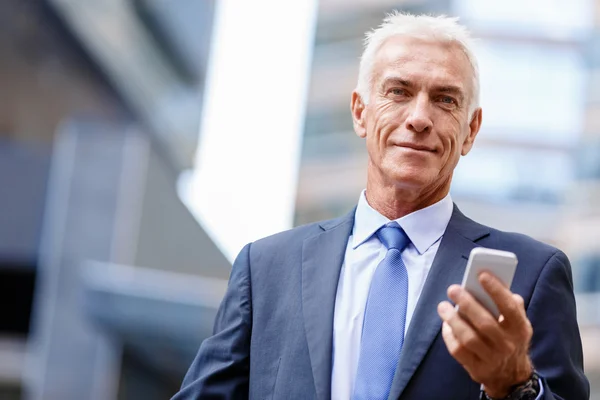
[[365, 171, 451, 221]]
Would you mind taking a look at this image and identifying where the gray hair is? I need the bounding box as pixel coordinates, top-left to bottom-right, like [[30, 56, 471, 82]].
[[356, 11, 480, 117]]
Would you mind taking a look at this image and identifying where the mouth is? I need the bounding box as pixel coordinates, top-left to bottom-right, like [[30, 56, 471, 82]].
[[393, 143, 436, 153]]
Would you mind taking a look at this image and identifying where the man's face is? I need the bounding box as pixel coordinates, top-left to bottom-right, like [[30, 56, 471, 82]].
[[352, 36, 482, 196]]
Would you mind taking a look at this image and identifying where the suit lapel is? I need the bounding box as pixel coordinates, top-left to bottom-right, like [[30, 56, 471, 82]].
[[388, 205, 490, 399], [302, 209, 355, 400]]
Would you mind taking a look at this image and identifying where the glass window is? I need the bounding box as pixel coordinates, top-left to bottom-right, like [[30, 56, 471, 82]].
[[452, 146, 573, 203], [453, 0, 594, 39], [475, 41, 586, 146]]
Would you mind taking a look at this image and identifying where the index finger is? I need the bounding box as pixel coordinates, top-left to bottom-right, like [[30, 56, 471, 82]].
[[478, 272, 525, 322]]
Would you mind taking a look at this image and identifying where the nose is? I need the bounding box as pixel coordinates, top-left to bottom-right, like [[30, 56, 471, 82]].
[[404, 94, 433, 133]]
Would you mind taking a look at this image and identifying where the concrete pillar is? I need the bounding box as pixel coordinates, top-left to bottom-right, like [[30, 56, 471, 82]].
[[180, 0, 319, 261]]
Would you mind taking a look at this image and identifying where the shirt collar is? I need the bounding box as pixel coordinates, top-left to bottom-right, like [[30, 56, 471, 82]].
[[352, 190, 454, 255]]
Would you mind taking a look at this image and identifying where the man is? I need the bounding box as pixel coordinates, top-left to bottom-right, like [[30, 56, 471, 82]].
[[173, 12, 589, 400]]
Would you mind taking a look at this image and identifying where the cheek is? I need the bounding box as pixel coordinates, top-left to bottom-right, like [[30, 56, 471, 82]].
[[437, 129, 464, 170], [368, 103, 403, 144]]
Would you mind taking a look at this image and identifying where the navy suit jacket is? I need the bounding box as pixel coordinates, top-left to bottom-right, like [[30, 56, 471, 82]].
[[173, 205, 589, 399]]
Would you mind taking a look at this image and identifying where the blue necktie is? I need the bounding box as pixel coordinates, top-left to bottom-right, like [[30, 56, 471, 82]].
[[353, 222, 410, 400]]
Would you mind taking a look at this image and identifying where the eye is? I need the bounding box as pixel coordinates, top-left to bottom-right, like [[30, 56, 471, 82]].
[[389, 88, 407, 96], [438, 95, 457, 105]]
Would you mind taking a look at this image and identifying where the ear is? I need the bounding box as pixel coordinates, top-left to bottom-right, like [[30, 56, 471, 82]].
[[351, 91, 367, 138], [461, 107, 482, 156]]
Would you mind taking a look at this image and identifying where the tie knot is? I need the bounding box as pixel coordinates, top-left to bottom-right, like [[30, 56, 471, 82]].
[[376, 222, 410, 251]]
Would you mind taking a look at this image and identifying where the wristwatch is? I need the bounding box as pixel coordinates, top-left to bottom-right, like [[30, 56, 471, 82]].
[[480, 371, 541, 400]]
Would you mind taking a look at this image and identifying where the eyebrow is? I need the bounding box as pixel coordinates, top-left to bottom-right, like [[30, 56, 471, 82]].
[[436, 86, 465, 98], [381, 77, 466, 103], [381, 77, 414, 89]]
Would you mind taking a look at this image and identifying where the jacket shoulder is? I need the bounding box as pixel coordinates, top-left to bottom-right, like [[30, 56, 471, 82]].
[[253, 220, 323, 250], [488, 227, 560, 257], [475, 221, 568, 280], [248, 210, 354, 258], [454, 207, 566, 273]]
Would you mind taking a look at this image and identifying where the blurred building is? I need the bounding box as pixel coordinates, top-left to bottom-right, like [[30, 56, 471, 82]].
[[0, 1, 227, 399], [0, 0, 599, 399]]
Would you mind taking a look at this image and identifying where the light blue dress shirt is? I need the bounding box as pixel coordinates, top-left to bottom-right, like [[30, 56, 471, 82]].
[[330, 190, 543, 399]]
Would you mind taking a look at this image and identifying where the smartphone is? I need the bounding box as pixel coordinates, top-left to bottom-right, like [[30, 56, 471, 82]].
[[458, 247, 518, 318]]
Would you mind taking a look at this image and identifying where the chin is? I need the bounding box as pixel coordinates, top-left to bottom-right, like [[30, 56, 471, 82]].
[[383, 158, 428, 180], [388, 170, 431, 190]]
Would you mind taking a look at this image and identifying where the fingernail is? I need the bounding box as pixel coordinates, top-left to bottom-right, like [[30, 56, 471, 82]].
[[437, 301, 450, 314], [448, 285, 461, 299]]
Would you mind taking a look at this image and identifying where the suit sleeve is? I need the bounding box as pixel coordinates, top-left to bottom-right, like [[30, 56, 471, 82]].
[[526, 250, 590, 400], [172, 243, 253, 400]]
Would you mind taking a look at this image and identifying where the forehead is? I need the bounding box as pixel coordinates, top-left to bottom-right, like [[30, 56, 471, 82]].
[[373, 36, 473, 91]]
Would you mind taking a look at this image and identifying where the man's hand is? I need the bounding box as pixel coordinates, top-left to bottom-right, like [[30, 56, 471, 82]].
[[437, 272, 534, 398]]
